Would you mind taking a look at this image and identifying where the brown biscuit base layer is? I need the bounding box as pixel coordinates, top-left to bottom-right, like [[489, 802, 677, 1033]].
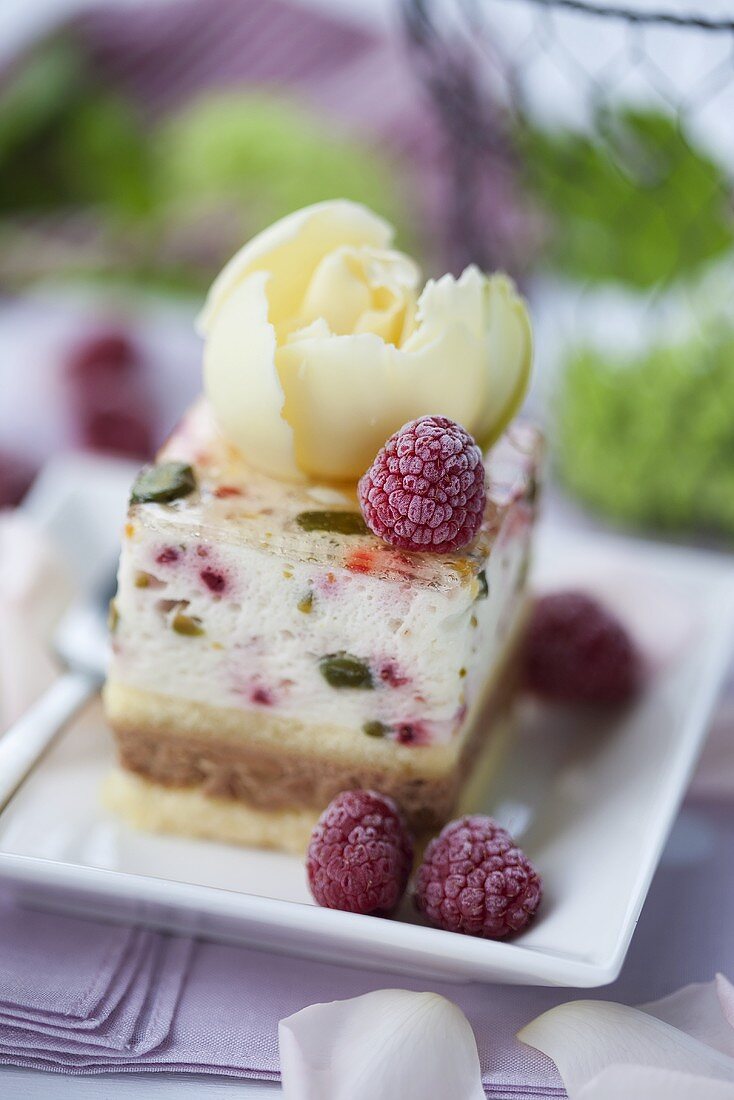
[[104, 608, 526, 838], [102, 771, 325, 854], [113, 701, 514, 835], [103, 708, 513, 855]]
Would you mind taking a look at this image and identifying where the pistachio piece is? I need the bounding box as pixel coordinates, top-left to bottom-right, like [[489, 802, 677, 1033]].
[[297, 591, 314, 614], [172, 612, 204, 637], [319, 652, 373, 689], [476, 569, 489, 599], [108, 599, 119, 633], [296, 511, 369, 535], [363, 720, 388, 738], [131, 462, 197, 505]]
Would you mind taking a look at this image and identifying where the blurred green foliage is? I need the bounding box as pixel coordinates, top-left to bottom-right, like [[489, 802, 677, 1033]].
[[156, 92, 402, 237], [0, 38, 153, 217], [556, 327, 734, 538], [520, 106, 734, 287], [0, 37, 406, 290]]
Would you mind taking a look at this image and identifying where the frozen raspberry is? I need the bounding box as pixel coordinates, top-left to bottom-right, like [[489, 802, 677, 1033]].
[[524, 591, 642, 706], [415, 816, 541, 939], [307, 790, 413, 915], [358, 416, 486, 554]]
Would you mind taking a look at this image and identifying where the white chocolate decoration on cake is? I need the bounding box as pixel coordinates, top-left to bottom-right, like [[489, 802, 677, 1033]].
[[199, 200, 532, 481]]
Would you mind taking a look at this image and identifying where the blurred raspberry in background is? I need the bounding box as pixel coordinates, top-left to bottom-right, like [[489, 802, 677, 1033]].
[[0, 450, 36, 509], [64, 328, 155, 459]]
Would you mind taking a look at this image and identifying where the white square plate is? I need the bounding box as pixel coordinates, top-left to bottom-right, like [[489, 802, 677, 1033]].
[[0, 487, 732, 986]]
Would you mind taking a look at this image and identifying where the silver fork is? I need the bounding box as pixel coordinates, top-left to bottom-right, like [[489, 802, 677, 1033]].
[[0, 571, 116, 812]]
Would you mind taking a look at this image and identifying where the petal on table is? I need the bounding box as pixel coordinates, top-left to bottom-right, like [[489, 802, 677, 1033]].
[[577, 1065, 734, 1099], [642, 975, 734, 1058], [717, 974, 734, 1031], [518, 999, 734, 1097], [279, 989, 486, 1100]]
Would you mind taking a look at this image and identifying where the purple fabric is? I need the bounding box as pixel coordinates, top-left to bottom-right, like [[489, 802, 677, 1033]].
[[0, 800, 732, 1095], [0, 900, 137, 1020], [0, 933, 193, 1056], [75, 0, 375, 125], [0, 927, 150, 1036]]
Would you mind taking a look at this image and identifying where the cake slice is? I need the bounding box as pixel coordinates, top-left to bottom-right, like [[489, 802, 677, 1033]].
[[103, 197, 537, 853], [103, 402, 540, 852]]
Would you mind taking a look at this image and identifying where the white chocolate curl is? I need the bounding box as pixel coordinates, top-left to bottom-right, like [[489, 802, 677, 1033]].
[[199, 200, 533, 482]]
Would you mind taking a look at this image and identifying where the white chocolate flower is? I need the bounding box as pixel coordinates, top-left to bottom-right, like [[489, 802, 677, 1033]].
[[199, 200, 532, 482]]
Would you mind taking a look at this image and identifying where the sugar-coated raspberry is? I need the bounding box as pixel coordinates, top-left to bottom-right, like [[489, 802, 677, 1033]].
[[307, 790, 413, 915], [358, 416, 486, 554], [524, 590, 642, 705], [415, 816, 541, 939]]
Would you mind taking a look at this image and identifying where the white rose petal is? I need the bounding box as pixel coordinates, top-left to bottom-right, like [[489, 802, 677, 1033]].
[[278, 989, 486, 1100], [518, 992, 734, 1099], [642, 975, 734, 1058], [577, 1065, 734, 1100], [717, 974, 734, 1030]]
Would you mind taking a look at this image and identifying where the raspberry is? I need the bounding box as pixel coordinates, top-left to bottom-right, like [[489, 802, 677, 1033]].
[[200, 567, 226, 593], [83, 405, 154, 458], [0, 449, 36, 507], [415, 816, 541, 939], [358, 416, 486, 554], [307, 790, 413, 915], [66, 330, 137, 379], [524, 591, 642, 705], [65, 327, 156, 459]]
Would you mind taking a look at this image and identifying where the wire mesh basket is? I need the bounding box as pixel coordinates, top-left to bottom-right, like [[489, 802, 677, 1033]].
[[402, 0, 734, 540]]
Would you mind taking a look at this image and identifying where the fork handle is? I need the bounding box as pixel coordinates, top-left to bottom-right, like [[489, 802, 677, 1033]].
[[0, 671, 98, 810]]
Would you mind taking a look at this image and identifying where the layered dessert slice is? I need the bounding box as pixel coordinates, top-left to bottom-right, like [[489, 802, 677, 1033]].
[[104, 405, 539, 851], [103, 199, 537, 853]]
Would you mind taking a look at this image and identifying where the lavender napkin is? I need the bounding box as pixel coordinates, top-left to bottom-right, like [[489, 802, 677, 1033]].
[[0, 927, 149, 1038], [0, 800, 732, 1097], [0, 896, 194, 1070], [0, 898, 140, 1023], [0, 932, 193, 1057]]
